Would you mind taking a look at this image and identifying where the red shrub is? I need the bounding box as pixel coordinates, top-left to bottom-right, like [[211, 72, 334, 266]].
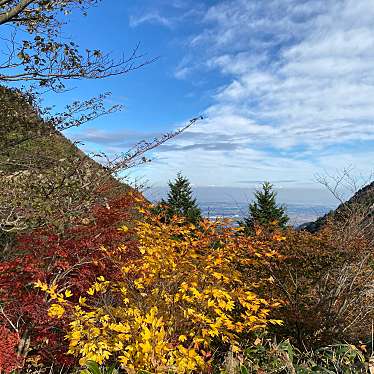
[[0, 192, 143, 367], [0, 325, 23, 374]]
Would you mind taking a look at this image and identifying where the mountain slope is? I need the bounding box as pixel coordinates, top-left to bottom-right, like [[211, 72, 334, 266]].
[[0, 86, 128, 233], [301, 181, 374, 234]]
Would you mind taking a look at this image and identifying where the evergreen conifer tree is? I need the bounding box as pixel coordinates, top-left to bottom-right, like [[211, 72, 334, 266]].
[[157, 173, 201, 224], [240, 182, 289, 234]]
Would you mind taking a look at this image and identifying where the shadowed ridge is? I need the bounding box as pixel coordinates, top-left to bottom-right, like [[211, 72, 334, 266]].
[[300, 180, 374, 233]]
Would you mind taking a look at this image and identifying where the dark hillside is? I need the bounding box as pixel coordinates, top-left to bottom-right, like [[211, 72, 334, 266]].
[[0, 86, 128, 233], [301, 181, 374, 235]]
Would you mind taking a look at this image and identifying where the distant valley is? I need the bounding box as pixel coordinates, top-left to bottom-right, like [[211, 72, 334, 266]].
[[145, 186, 337, 226], [198, 201, 334, 227]]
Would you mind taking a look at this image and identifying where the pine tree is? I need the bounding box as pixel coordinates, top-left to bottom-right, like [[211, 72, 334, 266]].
[[156, 173, 201, 224], [240, 182, 289, 234]]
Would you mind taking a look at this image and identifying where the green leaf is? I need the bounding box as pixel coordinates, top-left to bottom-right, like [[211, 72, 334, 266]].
[[85, 361, 101, 374], [106, 363, 118, 374]]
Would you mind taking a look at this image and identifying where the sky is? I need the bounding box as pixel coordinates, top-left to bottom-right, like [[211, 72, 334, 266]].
[[47, 0, 374, 190]]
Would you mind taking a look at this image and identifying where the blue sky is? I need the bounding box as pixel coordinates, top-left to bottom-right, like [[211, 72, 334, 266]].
[[47, 0, 374, 189]]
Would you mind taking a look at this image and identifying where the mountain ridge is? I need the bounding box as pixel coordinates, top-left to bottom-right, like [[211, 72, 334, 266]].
[[300, 180, 374, 233], [0, 86, 128, 232]]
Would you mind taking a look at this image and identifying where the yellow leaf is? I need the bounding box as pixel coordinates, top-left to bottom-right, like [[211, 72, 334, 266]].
[[48, 304, 65, 318], [140, 340, 152, 353], [232, 345, 240, 353]]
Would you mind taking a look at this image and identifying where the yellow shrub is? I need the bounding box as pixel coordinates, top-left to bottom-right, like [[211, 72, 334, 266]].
[[36, 212, 282, 373]]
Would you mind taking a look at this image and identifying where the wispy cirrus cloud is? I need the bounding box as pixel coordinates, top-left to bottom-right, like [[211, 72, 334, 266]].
[[129, 12, 173, 28], [129, 1, 204, 29]]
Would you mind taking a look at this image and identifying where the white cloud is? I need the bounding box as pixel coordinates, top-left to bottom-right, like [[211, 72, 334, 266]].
[[123, 0, 374, 187], [129, 3, 204, 29], [129, 12, 173, 28]]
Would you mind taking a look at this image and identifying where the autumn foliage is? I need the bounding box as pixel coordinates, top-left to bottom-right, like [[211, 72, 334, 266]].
[[262, 221, 374, 349], [0, 325, 24, 374], [0, 192, 141, 368], [1, 189, 372, 372], [33, 205, 283, 372]]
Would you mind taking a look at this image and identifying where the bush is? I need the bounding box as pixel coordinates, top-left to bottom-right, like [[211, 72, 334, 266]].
[[262, 223, 374, 348], [0, 192, 140, 367], [0, 325, 24, 374], [230, 338, 367, 373], [37, 210, 282, 373]]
